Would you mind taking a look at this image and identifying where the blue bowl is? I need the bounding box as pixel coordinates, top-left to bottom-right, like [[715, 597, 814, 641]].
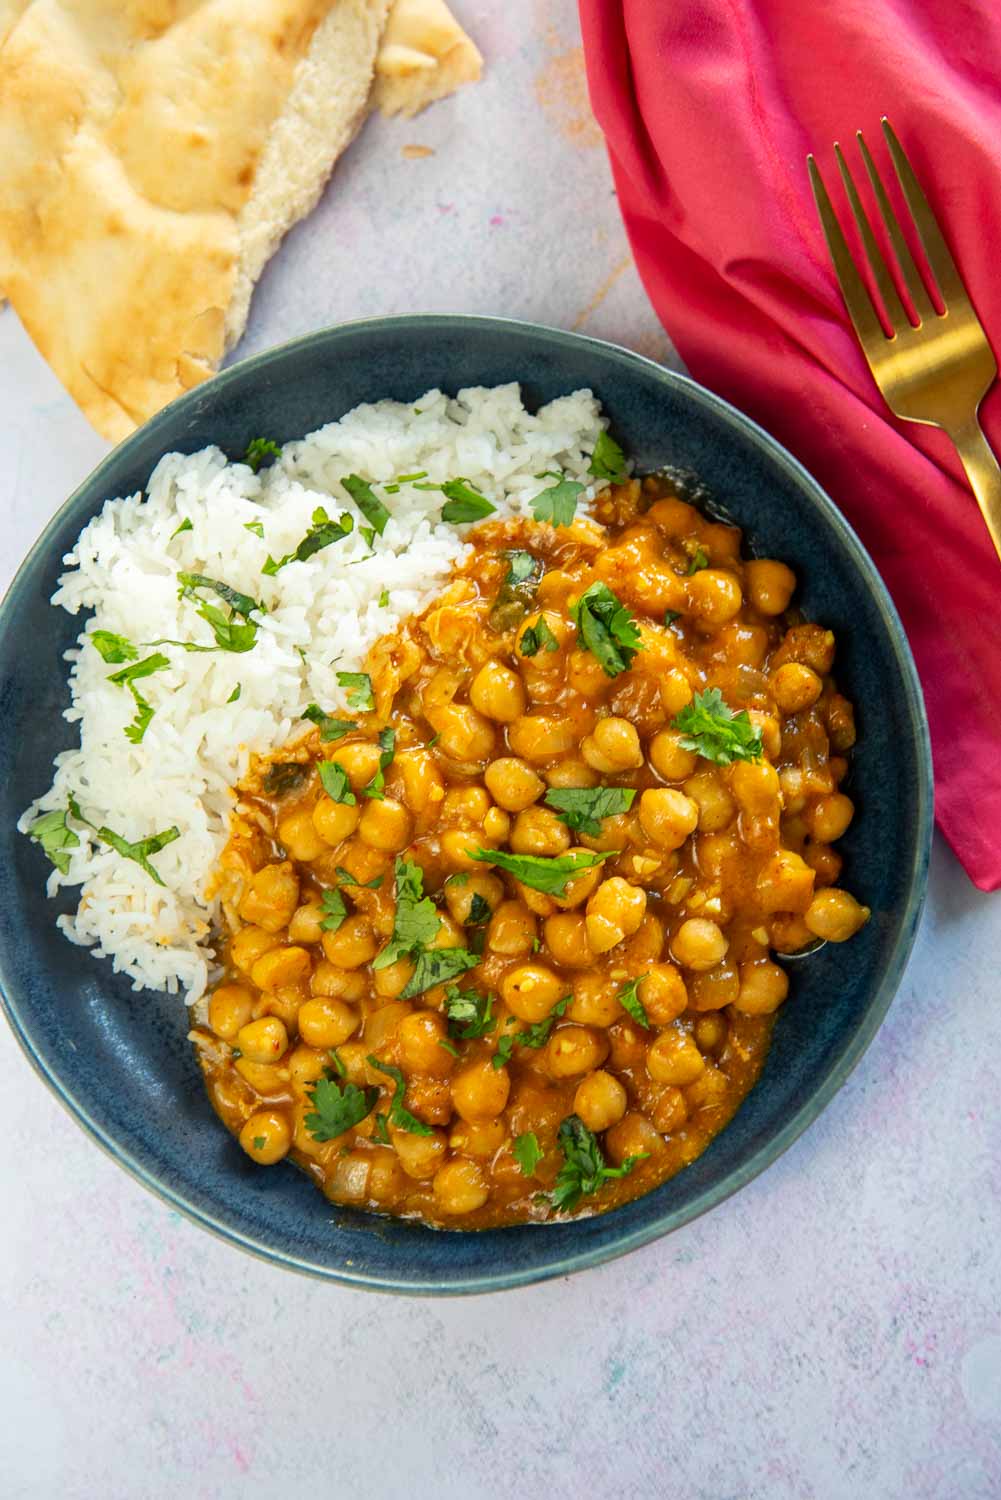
[[0, 316, 932, 1293]]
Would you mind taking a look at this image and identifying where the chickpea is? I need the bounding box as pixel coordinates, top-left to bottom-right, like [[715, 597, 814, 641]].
[[250, 944, 312, 991], [771, 662, 823, 714], [470, 660, 526, 723], [510, 805, 571, 857], [287, 1044, 328, 1094], [311, 962, 367, 1001], [671, 917, 728, 971], [544, 759, 600, 790], [324, 1151, 372, 1201], [565, 971, 621, 1028], [694, 1013, 727, 1053], [546, 1025, 609, 1078], [544, 912, 598, 969], [639, 964, 688, 1025], [685, 568, 743, 627], [730, 759, 781, 816], [239, 1109, 292, 1165], [487, 900, 537, 957], [516, 610, 568, 669], [683, 770, 737, 832], [507, 714, 579, 762], [277, 810, 327, 863], [287, 900, 325, 946], [321, 913, 377, 968], [807, 793, 855, 843], [622, 913, 666, 965], [260, 985, 305, 1029], [770, 913, 816, 953], [551, 850, 605, 911], [429, 703, 496, 763], [649, 729, 698, 782], [744, 558, 796, 615], [646, 1027, 706, 1085], [366, 1147, 407, 1204], [573, 1070, 628, 1132], [450, 1117, 507, 1158], [804, 888, 870, 942], [581, 716, 644, 773], [312, 796, 362, 846], [484, 757, 543, 812], [566, 648, 610, 697], [483, 806, 511, 842], [686, 1064, 729, 1111], [688, 960, 740, 1011], [607, 1018, 648, 1071], [502, 963, 566, 1023], [229, 923, 281, 975], [398, 1011, 456, 1078], [734, 959, 790, 1014], [238, 861, 300, 934], [234, 1057, 289, 1094], [660, 669, 694, 716], [397, 750, 445, 813], [392, 1126, 448, 1180], [585, 876, 647, 954], [363, 1000, 413, 1053], [335, 1042, 372, 1086], [439, 828, 492, 872], [298, 996, 359, 1048], [433, 1159, 490, 1215], [637, 788, 700, 851], [755, 848, 815, 914], [452, 1059, 511, 1122], [208, 982, 254, 1041], [747, 709, 782, 759], [605, 1112, 663, 1166], [236, 1015, 289, 1065], [442, 785, 491, 824], [652, 1086, 688, 1134], [804, 841, 843, 886], [357, 797, 412, 852], [444, 872, 503, 926], [326, 741, 382, 788]]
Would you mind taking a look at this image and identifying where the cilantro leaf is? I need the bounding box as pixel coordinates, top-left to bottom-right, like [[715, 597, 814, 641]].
[[373, 857, 442, 969], [305, 1076, 377, 1141], [319, 888, 348, 933], [466, 892, 491, 926], [335, 866, 383, 890], [341, 474, 391, 536], [28, 807, 80, 875], [672, 688, 763, 766], [686, 545, 709, 575], [378, 588, 390, 607], [551, 1115, 646, 1213], [518, 617, 560, 658], [170, 517, 193, 540], [123, 685, 154, 744], [664, 609, 682, 627], [244, 437, 282, 473], [327, 1049, 347, 1078], [90, 630, 138, 664], [107, 652, 170, 687], [177, 573, 260, 620], [440, 481, 497, 524], [318, 761, 355, 805], [530, 477, 585, 527], [617, 978, 651, 1029], [491, 995, 571, 1067], [262, 507, 353, 574], [227, 684, 242, 703], [177, 573, 262, 654], [97, 822, 180, 886], [400, 946, 479, 1000], [569, 582, 642, 677], [589, 430, 628, 483], [373, 1113, 391, 1144], [251, 1136, 266, 1151], [544, 785, 636, 837], [444, 985, 496, 1040], [513, 1132, 543, 1176], [263, 762, 309, 797], [362, 727, 396, 801], [336, 672, 374, 712], [467, 846, 611, 896], [438, 1038, 460, 1059], [244, 520, 265, 539], [302, 705, 358, 742], [366, 1057, 432, 1136], [505, 550, 542, 587]]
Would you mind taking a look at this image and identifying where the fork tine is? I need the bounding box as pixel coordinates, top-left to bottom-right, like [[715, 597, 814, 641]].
[[834, 142, 908, 332], [881, 117, 965, 307], [856, 130, 937, 322], [808, 155, 885, 348]]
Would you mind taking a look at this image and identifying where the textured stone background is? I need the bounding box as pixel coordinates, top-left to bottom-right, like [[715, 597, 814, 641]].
[[1, 4, 999, 1496]]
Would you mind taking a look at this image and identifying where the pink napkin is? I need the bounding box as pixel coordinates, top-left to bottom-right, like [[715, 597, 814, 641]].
[[579, 0, 1001, 889]]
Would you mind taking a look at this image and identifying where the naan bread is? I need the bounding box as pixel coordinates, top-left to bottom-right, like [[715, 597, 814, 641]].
[[0, 0, 480, 441], [374, 0, 482, 119]]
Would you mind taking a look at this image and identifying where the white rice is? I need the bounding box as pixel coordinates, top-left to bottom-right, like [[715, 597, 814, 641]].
[[19, 384, 609, 1003]]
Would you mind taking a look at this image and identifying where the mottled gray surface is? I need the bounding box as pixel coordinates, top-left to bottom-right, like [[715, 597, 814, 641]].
[[1, 4, 999, 1496]]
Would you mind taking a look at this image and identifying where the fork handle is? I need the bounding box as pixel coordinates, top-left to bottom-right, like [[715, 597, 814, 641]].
[[945, 415, 1001, 563]]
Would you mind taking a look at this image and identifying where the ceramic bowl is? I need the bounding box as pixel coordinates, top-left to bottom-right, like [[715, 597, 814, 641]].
[[0, 316, 933, 1293]]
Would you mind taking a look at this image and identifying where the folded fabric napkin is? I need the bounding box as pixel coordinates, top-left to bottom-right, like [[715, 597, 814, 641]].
[[579, 0, 1001, 889]]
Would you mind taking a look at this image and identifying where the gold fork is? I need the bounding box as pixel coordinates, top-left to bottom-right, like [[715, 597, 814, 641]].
[[808, 118, 1001, 562]]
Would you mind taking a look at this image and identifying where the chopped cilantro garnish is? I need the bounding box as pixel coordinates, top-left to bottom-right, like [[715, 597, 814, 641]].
[[378, 588, 390, 607], [318, 760, 355, 805], [664, 609, 682, 626], [491, 994, 571, 1068], [686, 545, 709, 575], [530, 476, 585, 527], [466, 892, 491, 926], [589, 430, 628, 483], [336, 672, 374, 712], [518, 617, 560, 657], [301, 705, 358, 742], [362, 727, 396, 801], [244, 437, 282, 473], [401, 947, 479, 1000], [570, 582, 642, 677], [359, 527, 376, 550], [617, 977, 651, 1029], [97, 821, 180, 887], [251, 1136, 266, 1151], [551, 1115, 646, 1213], [28, 807, 80, 875], [444, 985, 496, 1040], [335, 866, 383, 890], [107, 652, 170, 688], [170, 518, 193, 539], [513, 1132, 543, 1176], [305, 1076, 377, 1141], [438, 1037, 460, 1059], [440, 481, 497, 524], [177, 573, 262, 654], [262, 507, 353, 574], [263, 762, 309, 797], [90, 630, 138, 664], [243, 520, 265, 539], [544, 785, 636, 837], [341, 474, 391, 536], [366, 1056, 432, 1136], [327, 1048, 347, 1077], [227, 683, 242, 703], [373, 1113, 391, 1144], [373, 857, 442, 969], [319, 888, 348, 933], [467, 846, 611, 896], [672, 688, 763, 766]]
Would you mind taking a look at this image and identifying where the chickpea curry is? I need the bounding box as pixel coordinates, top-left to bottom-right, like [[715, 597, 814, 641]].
[[192, 472, 869, 1227]]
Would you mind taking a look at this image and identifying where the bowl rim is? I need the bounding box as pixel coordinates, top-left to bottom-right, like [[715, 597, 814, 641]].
[[0, 312, 933, 1294]]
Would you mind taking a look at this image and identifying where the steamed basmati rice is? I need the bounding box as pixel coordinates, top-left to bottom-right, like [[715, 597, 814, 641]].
[[20, 384, 609, 1002]]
